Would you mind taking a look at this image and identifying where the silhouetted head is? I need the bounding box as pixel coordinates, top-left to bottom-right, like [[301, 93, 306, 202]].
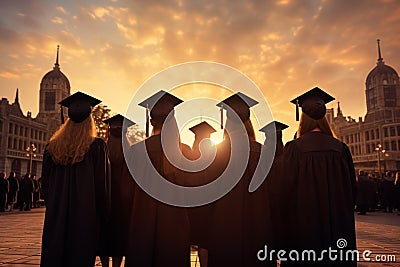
[[103, 114, 136, 138], [59, 91, 101, 123], [290, 87, 335, 121]]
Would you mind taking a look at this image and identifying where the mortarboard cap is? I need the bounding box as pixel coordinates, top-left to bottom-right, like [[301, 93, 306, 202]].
[[217, 92, 258, 109], [290, 87, 335, 121], [138, 90, 183, 137], [216, 92, 259, 128], [59, 91, 101, 123], [103, 114, 136, 128], [189, 121, 217, 137], [259, 121, 289, 133]]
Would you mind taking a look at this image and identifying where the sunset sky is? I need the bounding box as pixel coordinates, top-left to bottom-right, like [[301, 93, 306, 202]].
[[1, 0, 400, 143]]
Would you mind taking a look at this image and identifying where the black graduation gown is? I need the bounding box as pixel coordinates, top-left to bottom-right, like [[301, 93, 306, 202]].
[[206, 138, 269, 267], [124, 134, 190, 267], [184, 139, 216, 248], [274, 132, 357, 267], [255, 141, 285, 267], [40, 138, 111, 267], [98, 132, 135, 257]]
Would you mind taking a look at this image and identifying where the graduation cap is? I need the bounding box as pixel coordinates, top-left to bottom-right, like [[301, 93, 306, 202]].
[[138, 90, 183, 137], [290, 87, 335, 121], [259, 121, 289, 133], [189, 121, 217, 137], [59, 91, 101, 123], [103, 114, 136, 128], [216, 92, 259, 128]]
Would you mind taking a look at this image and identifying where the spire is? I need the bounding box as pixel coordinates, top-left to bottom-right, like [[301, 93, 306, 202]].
[[54, 45, 60, 69], [337, 101, 342, 117], [377, 39, 383, 63], [14, 88, 19, 104]]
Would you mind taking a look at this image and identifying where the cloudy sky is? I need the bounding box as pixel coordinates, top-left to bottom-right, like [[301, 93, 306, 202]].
[[1, 0, 400, 143]]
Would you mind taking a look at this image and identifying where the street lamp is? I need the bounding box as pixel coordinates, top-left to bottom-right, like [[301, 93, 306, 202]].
[[375, 144, 389, 177], [26, 143, 37, 174], [375, 144, 382, 177]]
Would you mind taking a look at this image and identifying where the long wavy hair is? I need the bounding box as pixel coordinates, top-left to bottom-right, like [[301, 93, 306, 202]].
[[297, 113, 336, 138], [47, 115, 97, 165]]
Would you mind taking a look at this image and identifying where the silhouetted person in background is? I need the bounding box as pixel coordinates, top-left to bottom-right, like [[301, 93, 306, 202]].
[[7, 172, 19, 211], [276, 87, 357, 266], [190, 121, 216, 159], [19, 173, 34, 211], [259, 120, 289, 266], [32, 175, 40, 208], [125, 90, 191, 267], [356, 170, 375, 215], [40, 92, 111, 267], [98, 114, 136, 267], [260, 121, 289, 157], [207, 92, 269, 267], [187, 121, 217, 267], [382, 171, 395, 213], [0, 172, 9, 212]]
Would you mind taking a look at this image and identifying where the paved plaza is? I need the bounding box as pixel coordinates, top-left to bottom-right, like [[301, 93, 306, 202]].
[[0, 207, 399, 266]]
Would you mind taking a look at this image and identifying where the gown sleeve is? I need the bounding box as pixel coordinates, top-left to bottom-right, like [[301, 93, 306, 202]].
[[40, 150, 52, 205], [270, 140, 299, 249], [343, 142, 357, 206]]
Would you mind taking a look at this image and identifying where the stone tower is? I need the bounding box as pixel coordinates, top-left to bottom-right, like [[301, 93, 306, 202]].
[[364, 39, 400, 123], [36, 45, 71, 137]]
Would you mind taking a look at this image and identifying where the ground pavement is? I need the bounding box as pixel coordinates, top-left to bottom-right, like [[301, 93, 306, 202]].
[[0, 208, 399, 266]]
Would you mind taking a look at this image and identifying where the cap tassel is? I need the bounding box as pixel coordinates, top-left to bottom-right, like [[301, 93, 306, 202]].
[[295, 99, 299, 121], [220, 105, 224, 129], [145, 104, 150, 137], [60, 105, 65, 124]]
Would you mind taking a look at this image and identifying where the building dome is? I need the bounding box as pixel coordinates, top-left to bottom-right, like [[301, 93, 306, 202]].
[[366, 61, 399, 84], [40, 45, 70, 90], [366, 39, 399, 86], [41, 67, 71, 88]]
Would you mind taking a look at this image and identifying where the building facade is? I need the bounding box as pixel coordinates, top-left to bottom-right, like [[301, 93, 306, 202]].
[[0, 46, 70, 177], [327, 40, 400, 174]]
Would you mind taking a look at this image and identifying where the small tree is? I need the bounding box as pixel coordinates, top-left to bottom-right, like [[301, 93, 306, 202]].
[[92, 104, 111, 140]]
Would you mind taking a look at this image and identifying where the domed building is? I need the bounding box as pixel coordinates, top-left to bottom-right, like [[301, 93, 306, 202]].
[[0, 46, 71, 177], [328, 40, 400, 174], [36, 45, 71, 136]]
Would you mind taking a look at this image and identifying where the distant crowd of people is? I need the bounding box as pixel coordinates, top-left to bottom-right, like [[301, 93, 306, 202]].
[[0, 172, 42, 212], [356, 170, 400, 215]]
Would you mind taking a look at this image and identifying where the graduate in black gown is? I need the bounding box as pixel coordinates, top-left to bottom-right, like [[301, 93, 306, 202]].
[[99, 114, 136, 267], [125, 90, 191, 267], [206, 92, 268, 267], [40, 92, 111, 267], [259, 120, 289, 266], [187, 121, 217, 267], [275, 87, 357, 267]]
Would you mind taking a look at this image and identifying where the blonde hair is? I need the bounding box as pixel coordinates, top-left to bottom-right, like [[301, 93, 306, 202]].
[[47, 115, 97, 165], [297, 113, 336, 138]]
